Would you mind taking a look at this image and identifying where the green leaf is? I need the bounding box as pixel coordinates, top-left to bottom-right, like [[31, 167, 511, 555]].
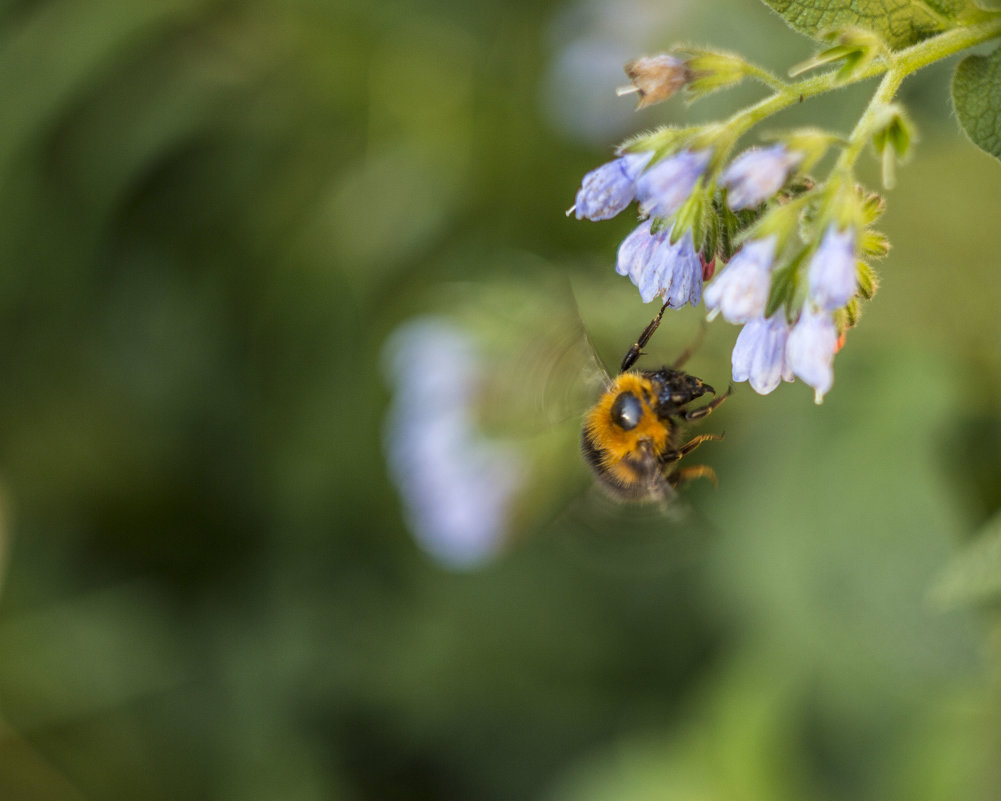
[[758, 0, 971, 49], [951, 45, 1001, 162], [931, 509, 1001, 608]]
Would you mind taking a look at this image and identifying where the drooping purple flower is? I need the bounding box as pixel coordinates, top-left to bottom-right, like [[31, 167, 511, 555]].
[[731, 314, 793, 395], [808, 225, 857, 310], [635, 149, 711, 219], [616, 219, 703, 308], [572, 152, 654, 220], [704, 236, 777, 323], [720, 144, 803, 210], [786, 305, 839, 404]]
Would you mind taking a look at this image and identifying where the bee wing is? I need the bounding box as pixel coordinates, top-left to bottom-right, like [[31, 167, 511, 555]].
[[522, 289, 611, 427], [542, 482, 721, 571], [439, 278, 611, 435]]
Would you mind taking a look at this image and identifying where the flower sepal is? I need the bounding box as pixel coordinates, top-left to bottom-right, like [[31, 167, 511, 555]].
[[860, 189, 886, 224], [743, 198, 804, 256], [870, 103, 917, 188], [681, 48, 752, 101], [856, 259, 879, 300], [817, 178, 866, 235], [773, 127, 841, 173], [764, 252, 801, 318], [671, 184, 712, 249], [860, 229, 889, 259], [618, 126, 696, 161], [788, 27, 889, 82]]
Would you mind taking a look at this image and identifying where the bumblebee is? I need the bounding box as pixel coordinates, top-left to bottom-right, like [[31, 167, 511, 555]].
[[582, 302, 729, 501]]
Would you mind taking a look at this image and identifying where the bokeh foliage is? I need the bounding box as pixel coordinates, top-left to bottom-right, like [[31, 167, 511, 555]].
[[1, 0, 1001, 799]]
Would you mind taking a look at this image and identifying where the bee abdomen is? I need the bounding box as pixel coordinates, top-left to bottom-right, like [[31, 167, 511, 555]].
[[580, 427, 666, 501]]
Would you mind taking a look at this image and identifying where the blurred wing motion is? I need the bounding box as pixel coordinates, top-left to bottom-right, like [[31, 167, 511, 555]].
[[438, 277, 610, 436]]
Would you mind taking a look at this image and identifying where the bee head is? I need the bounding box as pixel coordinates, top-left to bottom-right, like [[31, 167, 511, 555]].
[[609, 390, 643, 431]]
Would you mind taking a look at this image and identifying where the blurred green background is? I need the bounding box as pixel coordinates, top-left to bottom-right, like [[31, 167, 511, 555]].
[[1, 0, 1001, 798]]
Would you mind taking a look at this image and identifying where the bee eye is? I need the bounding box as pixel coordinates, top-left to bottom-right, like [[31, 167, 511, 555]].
[[610, 391, 643, 431]]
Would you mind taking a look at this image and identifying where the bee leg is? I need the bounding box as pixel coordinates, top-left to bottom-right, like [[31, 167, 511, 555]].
[[657, 432, 723, 470], [678, 432, 724, 457], [667, 464, 718, 488], [680, 385, 731, 422]]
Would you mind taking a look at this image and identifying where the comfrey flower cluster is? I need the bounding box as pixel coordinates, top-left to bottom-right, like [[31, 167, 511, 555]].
[[570, 45, 897, 404], [706, 223, 854, 402], [570, 147, 711, 309]]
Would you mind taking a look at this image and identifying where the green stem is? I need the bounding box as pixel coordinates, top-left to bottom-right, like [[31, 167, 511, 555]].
[[743, 62, 788, 92], [722, 17, 1001, 145], [834, 68, 905, 174]]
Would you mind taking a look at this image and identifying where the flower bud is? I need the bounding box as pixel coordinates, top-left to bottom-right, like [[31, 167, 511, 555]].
[[618, 54, 691, 109], [870, 104, 917, 189], [683, 49, 750, 100]]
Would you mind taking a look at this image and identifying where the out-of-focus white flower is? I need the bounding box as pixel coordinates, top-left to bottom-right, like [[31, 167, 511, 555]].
[[382, 319, 523, 569]]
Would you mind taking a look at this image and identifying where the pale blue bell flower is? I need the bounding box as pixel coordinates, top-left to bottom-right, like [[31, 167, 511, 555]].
[[731, 314, 793, 395], [573, 152, 653, 220], [704, 236, 777, 323], [808, 224, 857, 310], [616, 219, 703, 308], [720, 144, 803, 210], [635, 149, 711, 219], [786, 305, 838, 403]]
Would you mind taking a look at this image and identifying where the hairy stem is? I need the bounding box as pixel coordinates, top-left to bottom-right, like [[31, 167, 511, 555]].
[[724, 16, 1001, 144]]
